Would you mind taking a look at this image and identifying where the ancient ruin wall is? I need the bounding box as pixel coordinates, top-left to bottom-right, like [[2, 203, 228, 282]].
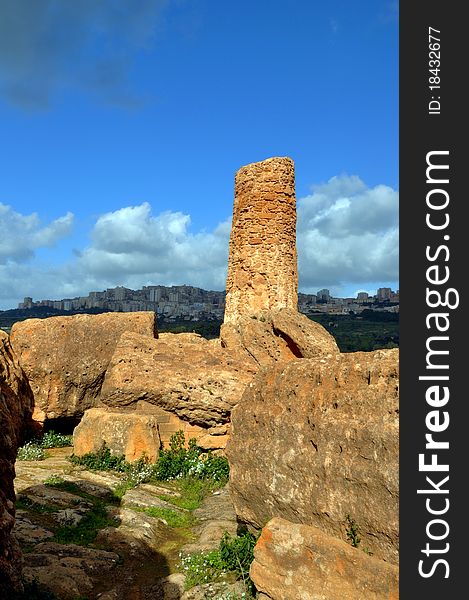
[[223, 157, 298, 323]]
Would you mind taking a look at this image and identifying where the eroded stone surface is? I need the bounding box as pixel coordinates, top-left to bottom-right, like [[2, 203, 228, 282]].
[[182, 485, 237, 554], [23, 542, 120, 600], [250, 517, 399, 600], [14, 449, 188, 599], [73, 407, 161, 462], [100, 331, 256, 427], [220, 308, 339, 367], [227, 349, 399, 563], [0, 330, 34, 596], [224, 157, 298, 323], [10, 311, 157, 422]]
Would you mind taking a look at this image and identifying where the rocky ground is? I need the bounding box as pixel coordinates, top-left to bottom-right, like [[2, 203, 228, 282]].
[[14, 448, 243, 600]]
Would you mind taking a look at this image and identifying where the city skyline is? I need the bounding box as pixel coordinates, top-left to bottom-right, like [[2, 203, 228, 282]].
[[12, 282, 399, 320], [0, 1, 398, 310]]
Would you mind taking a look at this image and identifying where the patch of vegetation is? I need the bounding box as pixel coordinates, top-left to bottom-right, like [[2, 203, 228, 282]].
[[40, 431, 73, 448], [158, 477, 215, 512], [69, 444, 128, 472], [179, 530, 258, 593], [43, 474, 67, 487], [345, 514, 361, 548], [179, 549, 226, 587], [158, 317, 222, 339], [52, 502, 118, 546], [16, 495, 56, 513], [219, 531, 258, 585], [67, 433, 229, 509], [307, 311, 399, 352], [17, 429, 73, 461], [44, 476, 117, 506], [70, 432, 229, 491], [133, 505, 194, 529], [41, 475, 119, 546], [17, 441, 47, 461], [155, 431, 229, 484]]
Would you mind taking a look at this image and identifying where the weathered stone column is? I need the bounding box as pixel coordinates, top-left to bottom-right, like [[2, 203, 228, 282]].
[[223, 156, 298, 323]]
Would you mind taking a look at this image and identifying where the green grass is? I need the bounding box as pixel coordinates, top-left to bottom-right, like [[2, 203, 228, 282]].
[[42, 477, 120, 546], [52, 502, 118, 546], [44, 476, 117, 504], [345, 514, 361, 548], [179, 531, 258, 592], [158, 477, 216, 511], [69, 445, 128, 472], [133, 505, 194, 529], [16, 495, 57, 513], [40, 431, 73, 448]]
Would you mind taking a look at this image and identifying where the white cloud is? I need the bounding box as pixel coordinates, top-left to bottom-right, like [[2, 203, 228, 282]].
[[0, 203, 74, 264], [297, 174, 398, 295], [0, 202, 230, 309], [0, 175, 398, 309], [78, 203, 229, 287]]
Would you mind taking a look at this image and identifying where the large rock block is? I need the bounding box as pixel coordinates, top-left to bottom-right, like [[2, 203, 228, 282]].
[[100, 332, 256, 427], [226, 349, 399, 563], [1, 331, 34, 596], [73, 408, 161, 462], [10, 312, 157, 422], [220, 308, 339, 367], [250, 517, 399, 600], [224, 157, 298, 323]]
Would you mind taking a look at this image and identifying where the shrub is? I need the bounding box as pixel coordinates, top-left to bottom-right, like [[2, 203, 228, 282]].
[[124, 456, 158, 485], [345, 514, 361, 548], [40, 431, 73, 448], [69, 444, 127, 472], [17, 442, 46, 461], [179, 530, 258, 592], [200, 453, 230, 483], [179, 549, 226, 588], [219, 531, 257, 583], [155, 431, 229, 484]]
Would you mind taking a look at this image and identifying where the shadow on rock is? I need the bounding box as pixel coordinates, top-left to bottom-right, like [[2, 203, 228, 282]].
[[14, 477, 185, 600]]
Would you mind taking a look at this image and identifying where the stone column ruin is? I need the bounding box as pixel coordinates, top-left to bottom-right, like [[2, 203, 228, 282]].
[[223, 156, 298, 324]]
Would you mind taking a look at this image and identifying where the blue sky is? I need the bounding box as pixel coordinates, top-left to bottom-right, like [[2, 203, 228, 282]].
[[0, 0, 398, 310]]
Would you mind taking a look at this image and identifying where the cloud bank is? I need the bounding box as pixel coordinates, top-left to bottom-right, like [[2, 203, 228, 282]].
[[0, 175, 398, 309], [297, 174, 398, 295]]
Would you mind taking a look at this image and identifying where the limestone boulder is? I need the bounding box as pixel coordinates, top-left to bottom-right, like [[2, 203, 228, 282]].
[[226, 349, 399, 563], [250, 517, 399, 600], [10, 311, 157, 422], [220, 308, 339, 367], [73, 408, 161, 462], [100, 332, 256, 427], [0, 330, 34, 596], [22, 542, 119, 600]]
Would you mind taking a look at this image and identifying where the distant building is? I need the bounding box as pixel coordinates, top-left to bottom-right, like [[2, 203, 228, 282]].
[[316, 288, 331, 302], [15, 283, 399, 318], [18, 297, 33, 309], [377, 287, 392, 301]]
